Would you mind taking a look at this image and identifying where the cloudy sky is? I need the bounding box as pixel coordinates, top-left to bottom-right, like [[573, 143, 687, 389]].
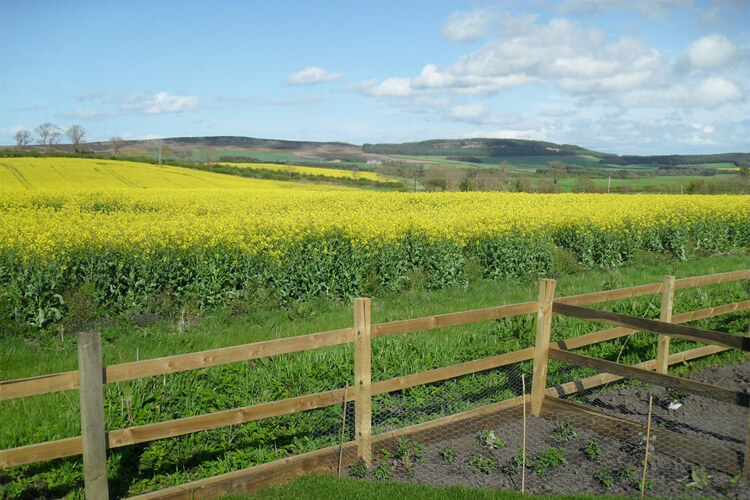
[[1, 0, 748, 154]]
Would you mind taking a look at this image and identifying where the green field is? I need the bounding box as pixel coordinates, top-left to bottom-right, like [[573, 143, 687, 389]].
[[552, 174, 735, 192], [1, 253, 748, 498]]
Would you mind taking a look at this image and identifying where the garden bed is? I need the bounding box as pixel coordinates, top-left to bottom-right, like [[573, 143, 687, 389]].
[[346, 360, 750, 499]]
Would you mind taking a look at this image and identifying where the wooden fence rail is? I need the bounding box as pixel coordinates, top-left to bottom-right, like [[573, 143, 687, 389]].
[[1, 269, 748, 498]]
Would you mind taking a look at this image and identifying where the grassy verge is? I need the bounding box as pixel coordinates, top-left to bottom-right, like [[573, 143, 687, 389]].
[[228, 473, 645, 500], [0, 253, 747, 498]]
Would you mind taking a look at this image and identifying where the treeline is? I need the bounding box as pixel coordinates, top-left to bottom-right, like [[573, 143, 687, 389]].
[[602, 153, 750, 167], [363, 138, 589, 157], [537, 161, 726, 179]]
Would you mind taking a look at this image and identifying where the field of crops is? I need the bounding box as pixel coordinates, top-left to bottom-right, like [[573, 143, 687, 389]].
[[0, 157, 357, 191], [1, 162, 748, 327], [223, 162, 395, 182]]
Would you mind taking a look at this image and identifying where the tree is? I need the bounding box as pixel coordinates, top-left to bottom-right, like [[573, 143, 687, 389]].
[[66, 125, 86, 152], [110, 137, 124, 155], [35, 122, 55, 146], [48, 126, 63, 147], [14, 129, 32, 148]]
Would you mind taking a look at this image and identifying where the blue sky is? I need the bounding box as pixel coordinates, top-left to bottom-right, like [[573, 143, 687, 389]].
[[1, 0, 748, 154]]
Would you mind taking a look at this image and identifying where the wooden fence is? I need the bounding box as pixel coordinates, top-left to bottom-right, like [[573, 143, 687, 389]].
[[1, 269, 749, 499]]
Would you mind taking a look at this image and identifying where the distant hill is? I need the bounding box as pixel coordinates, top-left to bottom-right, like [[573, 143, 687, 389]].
[[363, 138, 749, 167], [17, 135, 749, 168], [363, 138, 599, 157]]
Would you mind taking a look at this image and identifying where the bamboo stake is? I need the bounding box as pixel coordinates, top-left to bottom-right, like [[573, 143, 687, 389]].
[[641, 395, 654, 499], [521, 374, 527, 494], [337, 382, 349, 478]]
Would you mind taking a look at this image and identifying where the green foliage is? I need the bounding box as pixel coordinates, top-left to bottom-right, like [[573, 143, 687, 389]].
[[585, 438, 601, 461], [534, 446, 567, 477], [348, 459, 367, 478], [470, 454, 499, 475], [393, 437, 426, 474], [599, 468, 614, 488], [553, 419, 577, 442], [440, 446, 456, 463], [685, 466, 709, 491], [478, 429, 504, 449], [372, 461, 393, 480]]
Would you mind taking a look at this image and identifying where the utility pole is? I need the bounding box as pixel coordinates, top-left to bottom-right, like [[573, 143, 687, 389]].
[[608, 176, 611, 194], [158, 147, 162, 167]]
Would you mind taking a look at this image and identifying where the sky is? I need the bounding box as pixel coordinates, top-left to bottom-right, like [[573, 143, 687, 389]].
[[1, 0, 748, 155]]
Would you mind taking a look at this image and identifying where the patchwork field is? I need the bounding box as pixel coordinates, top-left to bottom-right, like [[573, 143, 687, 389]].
[[0, 157, 355, 191]]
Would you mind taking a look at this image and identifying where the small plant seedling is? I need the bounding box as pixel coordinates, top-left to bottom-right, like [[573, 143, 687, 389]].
[[729, 475, 742, 486], [534, 446, 566, 477], [553, 419, 578, 442], [373, 461, 392, 480], [599, 468, 614, 488], [393, 437, 425, 474], [585, 437, 601, 461], [479, 429, 505, 449], [440, 446, 456, 463], [470, 454, 499, 475], [513, 447, 530, 468], [685, 466, 709, 491], [349, 458, 367, 478], [619, 466, 636, 480], [638, 479, 653, 491]]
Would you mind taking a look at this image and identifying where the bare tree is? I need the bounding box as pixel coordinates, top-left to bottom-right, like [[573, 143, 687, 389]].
[[14, 129, 32, 148], [66, 125, 86, 152], [35, 122, 55, 146], [48, 126, 63, 147], [110, 137, 124, 155]]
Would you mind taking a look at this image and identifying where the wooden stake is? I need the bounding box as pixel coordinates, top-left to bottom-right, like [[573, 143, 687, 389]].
[[337, 383, 349, 478], [641, 395, 654, 499], [77, 331, 109, 500], [656, 275, 676, 374], [354, 298, 372, 466], [531, 279, 556, 416], [521, 374, 527, 494]]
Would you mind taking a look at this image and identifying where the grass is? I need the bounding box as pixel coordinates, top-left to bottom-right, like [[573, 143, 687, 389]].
[[0, 252, 747, 498], [222, 473, 653, 499]]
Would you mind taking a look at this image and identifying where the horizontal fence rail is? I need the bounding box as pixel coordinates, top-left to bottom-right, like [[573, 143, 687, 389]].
[[1, 269, 748, 497]]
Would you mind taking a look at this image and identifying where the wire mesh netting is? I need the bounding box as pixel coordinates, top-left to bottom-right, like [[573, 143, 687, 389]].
[[337, 355, 749, 499]]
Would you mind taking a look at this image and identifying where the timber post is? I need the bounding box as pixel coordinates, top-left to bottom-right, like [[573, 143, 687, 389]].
[[77, 331, 109, 499], [656, 275, 676, 374], [354, 298, 372, 466], [531, 279, 556, 417]]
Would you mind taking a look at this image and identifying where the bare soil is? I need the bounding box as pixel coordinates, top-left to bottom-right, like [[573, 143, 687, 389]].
[[348, 360, 750, 499]]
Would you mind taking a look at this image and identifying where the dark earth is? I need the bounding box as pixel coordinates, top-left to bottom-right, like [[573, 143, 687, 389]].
[[348, 360, 750, 499]]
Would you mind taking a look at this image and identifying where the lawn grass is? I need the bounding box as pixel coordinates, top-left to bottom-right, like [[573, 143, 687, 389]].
[[225, 473, 652, 500]]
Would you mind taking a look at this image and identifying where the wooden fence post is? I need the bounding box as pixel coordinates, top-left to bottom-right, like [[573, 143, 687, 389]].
[[655, 275, 676, 374], [354, 298, 372, 466], [531, 279, 556, 417], [78, 331, 109, 499]]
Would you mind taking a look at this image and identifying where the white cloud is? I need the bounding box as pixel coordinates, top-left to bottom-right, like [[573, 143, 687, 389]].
[[694, 76, 743, 108], [684, 34, 739, 69], [555, 0, 692, 18], [72, 90, 102, 102], [123, 92, 198, 114], [442, 10, 493, 42], [448, 104, 493, 123], [286, 66, 343, 85], [366, 77, 414, 97]]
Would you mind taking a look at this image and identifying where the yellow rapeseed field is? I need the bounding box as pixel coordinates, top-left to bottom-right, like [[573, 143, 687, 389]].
[[0, 157, 354, 191], [0, 156, 748, 325], [223, 162, 397, 183]]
